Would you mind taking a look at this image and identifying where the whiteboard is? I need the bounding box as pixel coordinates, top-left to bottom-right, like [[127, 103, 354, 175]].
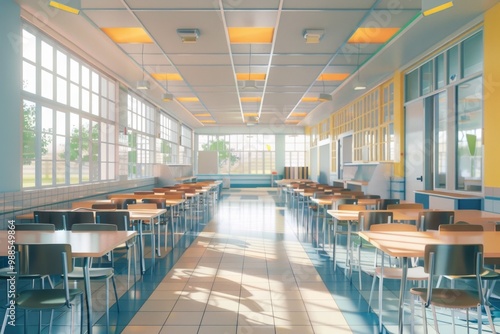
[[197, 151, 218, 174]]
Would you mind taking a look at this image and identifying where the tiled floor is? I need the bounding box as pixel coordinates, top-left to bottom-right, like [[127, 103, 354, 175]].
[[2, 188, 500, 333]]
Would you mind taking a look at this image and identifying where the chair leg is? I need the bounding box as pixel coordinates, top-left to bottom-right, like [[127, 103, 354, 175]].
[[106, 278, 110, 330], [432, 305, 439, 333], [1, 307, 8, 334], [111, 275, 120, 312], [80, 294, 84, 334]]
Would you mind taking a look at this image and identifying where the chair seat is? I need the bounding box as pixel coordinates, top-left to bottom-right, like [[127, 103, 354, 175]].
[[17, 288, 83, 310], [375, 266, 427, 280], [67, 267, 114, 279], [445, 268, 500, 280], [410, 287, 480, 308]]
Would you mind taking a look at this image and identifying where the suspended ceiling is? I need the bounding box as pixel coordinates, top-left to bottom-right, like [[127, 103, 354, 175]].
[[17, 0, 499, 129]]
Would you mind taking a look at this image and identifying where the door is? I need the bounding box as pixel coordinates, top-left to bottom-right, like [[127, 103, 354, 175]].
[[405, 99, 427, 202]]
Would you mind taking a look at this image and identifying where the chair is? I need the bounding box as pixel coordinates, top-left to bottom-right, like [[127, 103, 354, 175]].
[[70, 223, 120, 328], [352, 211, 394, 288], [418, 211, 454, 231], [67, 211, 95, 230], [15, 223, 55, 231], [33, 210, 69, 230], [330, 204, 366, 270], [95, 211, 137, 288], [142, 198, 174, 250], [386, 203, 424, 210], [334, 198, 358, 208], [377, 198, 400, 210], [439, 223, 483, 232], [92, 203, 118, 210], [367, 223, 427, 332], [1, 244, 84, 334], [111, 198, 137, 209], [0, 223, 55, 315], [128, 203, 160, 257], [134, 191, 154, 195], [410, 244, 496, 334]]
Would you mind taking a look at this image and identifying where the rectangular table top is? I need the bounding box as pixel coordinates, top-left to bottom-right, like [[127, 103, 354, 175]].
[[358, 230, 500, 258], [0, 230, 136, 257]]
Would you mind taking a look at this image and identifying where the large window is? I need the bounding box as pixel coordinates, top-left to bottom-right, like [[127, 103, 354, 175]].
[[22, 25, 116, 188], [179, 125, 192, 165], [456, 77, 482, 191], [405, 29, 483, 192], [198, 134, 275, 174], [156, 112, 178, 164], [285, 135, 308, 166], [127, 94, 155, 178]]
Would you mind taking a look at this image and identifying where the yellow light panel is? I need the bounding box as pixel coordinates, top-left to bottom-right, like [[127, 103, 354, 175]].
[[348, 27, 400, 44], [319, 73, 349, 81], [49, 1, 80, 14], [423, 1, 453, 16], [285, 120, 300, 124], [243, 113, 259, 117], [201, 120, 216, 124], [101, 27, 153, 44], [291, 112, 307, 117], [301, 97, 320, 102], [240, 97, 261, 103], [237, 73, 266, 81], [177, 97, 199, 102], [151, 73, 183, 81], [194, 113, 211, 117], [228, 27, 274, 44]]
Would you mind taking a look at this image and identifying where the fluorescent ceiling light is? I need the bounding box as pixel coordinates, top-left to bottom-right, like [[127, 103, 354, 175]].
[[303, 29, 324, 44], [246, 116, 259, 126], [162, 93, 174, 101], [49, 0, 80, 14], [354, 84, 367, 91], [318, 93, 332, 102], [422, 0, 453, 16], [136, 80, 150, 90], [241, 80, 259, 91], [177, 29, 200, 43]]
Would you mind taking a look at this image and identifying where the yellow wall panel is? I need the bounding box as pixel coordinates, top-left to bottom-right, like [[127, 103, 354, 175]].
[[483, 3, 500, 186]]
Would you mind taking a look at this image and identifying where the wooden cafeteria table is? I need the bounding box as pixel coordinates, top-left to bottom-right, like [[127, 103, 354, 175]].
[[358, 230, 500, 334], [0, 229, 136, 334]]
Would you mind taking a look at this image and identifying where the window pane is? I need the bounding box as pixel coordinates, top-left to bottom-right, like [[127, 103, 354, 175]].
[[420, 60, 433, 96], [434, 91, 447, 189], [435, 53, 445, 89], [81, 65, 90, 89], [56, 50, 67, 77], [447, 45, 459, 84], [70, 58, 79, 84], [41, 41, 53, 71], [56, 77, 67, 104], [22, 29, 36, 62], [456, 76, 482, 192], [462, 32, 483, 77], [405, 69, 419, 101], [41, 70, 54, 99], [22, 61, 36, 94]]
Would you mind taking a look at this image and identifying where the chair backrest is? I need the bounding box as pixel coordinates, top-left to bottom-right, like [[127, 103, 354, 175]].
[[33, 211, 69, 230], [369, 223, 417, 232], [338, 204, 366, 211], [115, 198, 137, 209], [439, 223, 483, 232], [377, 199, 401, 210], [72, 223, 117, 231], [15, 243, 73, 276], [92, 203, 118, 210], [358, 210, 393, 231], [424, 244, 482, 277], [15, 223, 55, 231], [141, 198, 167, 208], [67, 211, 95, 230], [134, 191, 154, 195], [356, 195, 381, 199], [343, 191, 364, 197], [127, 203, 158, 210], [335, 198, 358, 207], [386, 203, 424, 210], [418, 211, 454, 231], [95, 211, 131, 231]]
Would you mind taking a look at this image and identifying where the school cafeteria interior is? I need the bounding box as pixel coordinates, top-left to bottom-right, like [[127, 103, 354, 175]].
[[2, 0, 500, 333]]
